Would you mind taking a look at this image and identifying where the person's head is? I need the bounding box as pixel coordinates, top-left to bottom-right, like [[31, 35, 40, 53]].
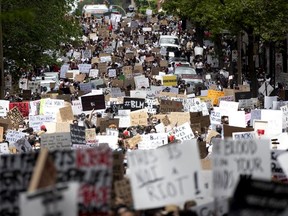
[[40, 125, 47, 132]]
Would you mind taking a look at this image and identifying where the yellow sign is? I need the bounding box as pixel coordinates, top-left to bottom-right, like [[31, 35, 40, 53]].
[[162, 75, 177, 86], [207, 90, 224, 105]]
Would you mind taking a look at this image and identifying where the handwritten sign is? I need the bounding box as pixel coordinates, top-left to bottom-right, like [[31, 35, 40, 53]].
[[9, 102, 29, 117], [70, 124, 86, 145], [41, 132, 71, 150], [127, 140, 203, 209], [85, 128, 97, 145], [137, 133, 168, 150], [20, 182, 79, 216], [130, 109, 148, 126], [232, 132, 256, 140], [78, 64, 92, 73], [160, 99, 183, 113], [210, 108, 221, 125], [168, 122, 195, 141], [29, 115, 55, 131], [7, 107, 23, 127], [0, 142, 10, 154], [162, 75, 177, 86], [207, 90, 224, 105], [6, 130, 26, 143], [212, 139, 271, 197]]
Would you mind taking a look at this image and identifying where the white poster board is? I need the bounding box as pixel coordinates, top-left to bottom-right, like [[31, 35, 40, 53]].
[[212, 139, 271, 197], [127, 140, 203, 210], [20, 182, 79, 216]]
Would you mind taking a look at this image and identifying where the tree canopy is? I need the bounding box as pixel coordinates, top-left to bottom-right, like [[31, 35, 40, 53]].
[[2, 0, 82, 72], [163, 0, 288, 42]]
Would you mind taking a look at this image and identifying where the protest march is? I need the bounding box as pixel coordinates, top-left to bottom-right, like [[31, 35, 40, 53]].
[[1, 5, 288, 216]]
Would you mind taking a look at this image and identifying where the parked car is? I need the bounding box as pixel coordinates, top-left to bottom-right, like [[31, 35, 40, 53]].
[[174, 66, 203, 84]]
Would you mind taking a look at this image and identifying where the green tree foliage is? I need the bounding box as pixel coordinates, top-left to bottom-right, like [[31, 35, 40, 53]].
[[2, 0, 82, 71], [163, 0, 288, 42], [163, 0, 288, 96]]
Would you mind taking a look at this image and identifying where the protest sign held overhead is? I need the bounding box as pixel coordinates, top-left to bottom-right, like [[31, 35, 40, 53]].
[[212, 139, 271, 197], [127, 139, 203, 210]]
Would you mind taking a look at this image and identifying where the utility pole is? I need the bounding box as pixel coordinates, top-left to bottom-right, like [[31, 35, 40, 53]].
[[0, 0, 4, 99]]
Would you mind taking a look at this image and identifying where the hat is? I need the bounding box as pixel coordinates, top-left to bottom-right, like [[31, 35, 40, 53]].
[[40, 125, 46, 131]]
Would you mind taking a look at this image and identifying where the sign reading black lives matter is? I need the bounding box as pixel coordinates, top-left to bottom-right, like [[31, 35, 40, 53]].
[[81, 94, 105, 111], [212, 138, 271, 198], [123, 97, 145, 111], [70, 124, 86, 145], [127, 140, 203, 210]]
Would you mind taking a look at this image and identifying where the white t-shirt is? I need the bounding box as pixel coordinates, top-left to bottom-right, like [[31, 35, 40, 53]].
[[195, 61, 204, 69]]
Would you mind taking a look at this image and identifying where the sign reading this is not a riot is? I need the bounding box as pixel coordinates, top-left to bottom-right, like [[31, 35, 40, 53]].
[[212, 138, 271, 198], [127, 140, 203, 210]]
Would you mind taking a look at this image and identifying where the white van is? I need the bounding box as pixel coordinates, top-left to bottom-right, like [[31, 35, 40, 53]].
[[82, 4, 109, 18], [159, 35, 180, 49]]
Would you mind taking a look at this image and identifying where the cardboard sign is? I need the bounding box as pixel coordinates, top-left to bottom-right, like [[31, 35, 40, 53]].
[[190, 112, 211, 132], [114, 178, 133, 206], [130, 109, 148, 126], [124, 134, 142, 148], [160, 99, 183, 113], [85, 128, 97, 145], [98, 118, 119, 133], [207, 90, 225, 105], [9, 101, 29, 117], [160, 60, 168, 68], [7, 107, 24, 127], [59, 106, 74, 122], [41, 132, 71, 150], [81, 94, 105, 111], [223, 124, 254, 137], [162, 75, 177, 86], [127, 140, 203, 210], [75, 74, 86, 82], [123, 97, 145, 111], [212, 139, 271, 197], [112, 152, 124, 182], [70, 124, 86, 145]]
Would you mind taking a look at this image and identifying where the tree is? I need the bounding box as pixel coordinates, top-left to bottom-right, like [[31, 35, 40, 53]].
[[1, 0, 82, 81], [163, 0, 288, 97]]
